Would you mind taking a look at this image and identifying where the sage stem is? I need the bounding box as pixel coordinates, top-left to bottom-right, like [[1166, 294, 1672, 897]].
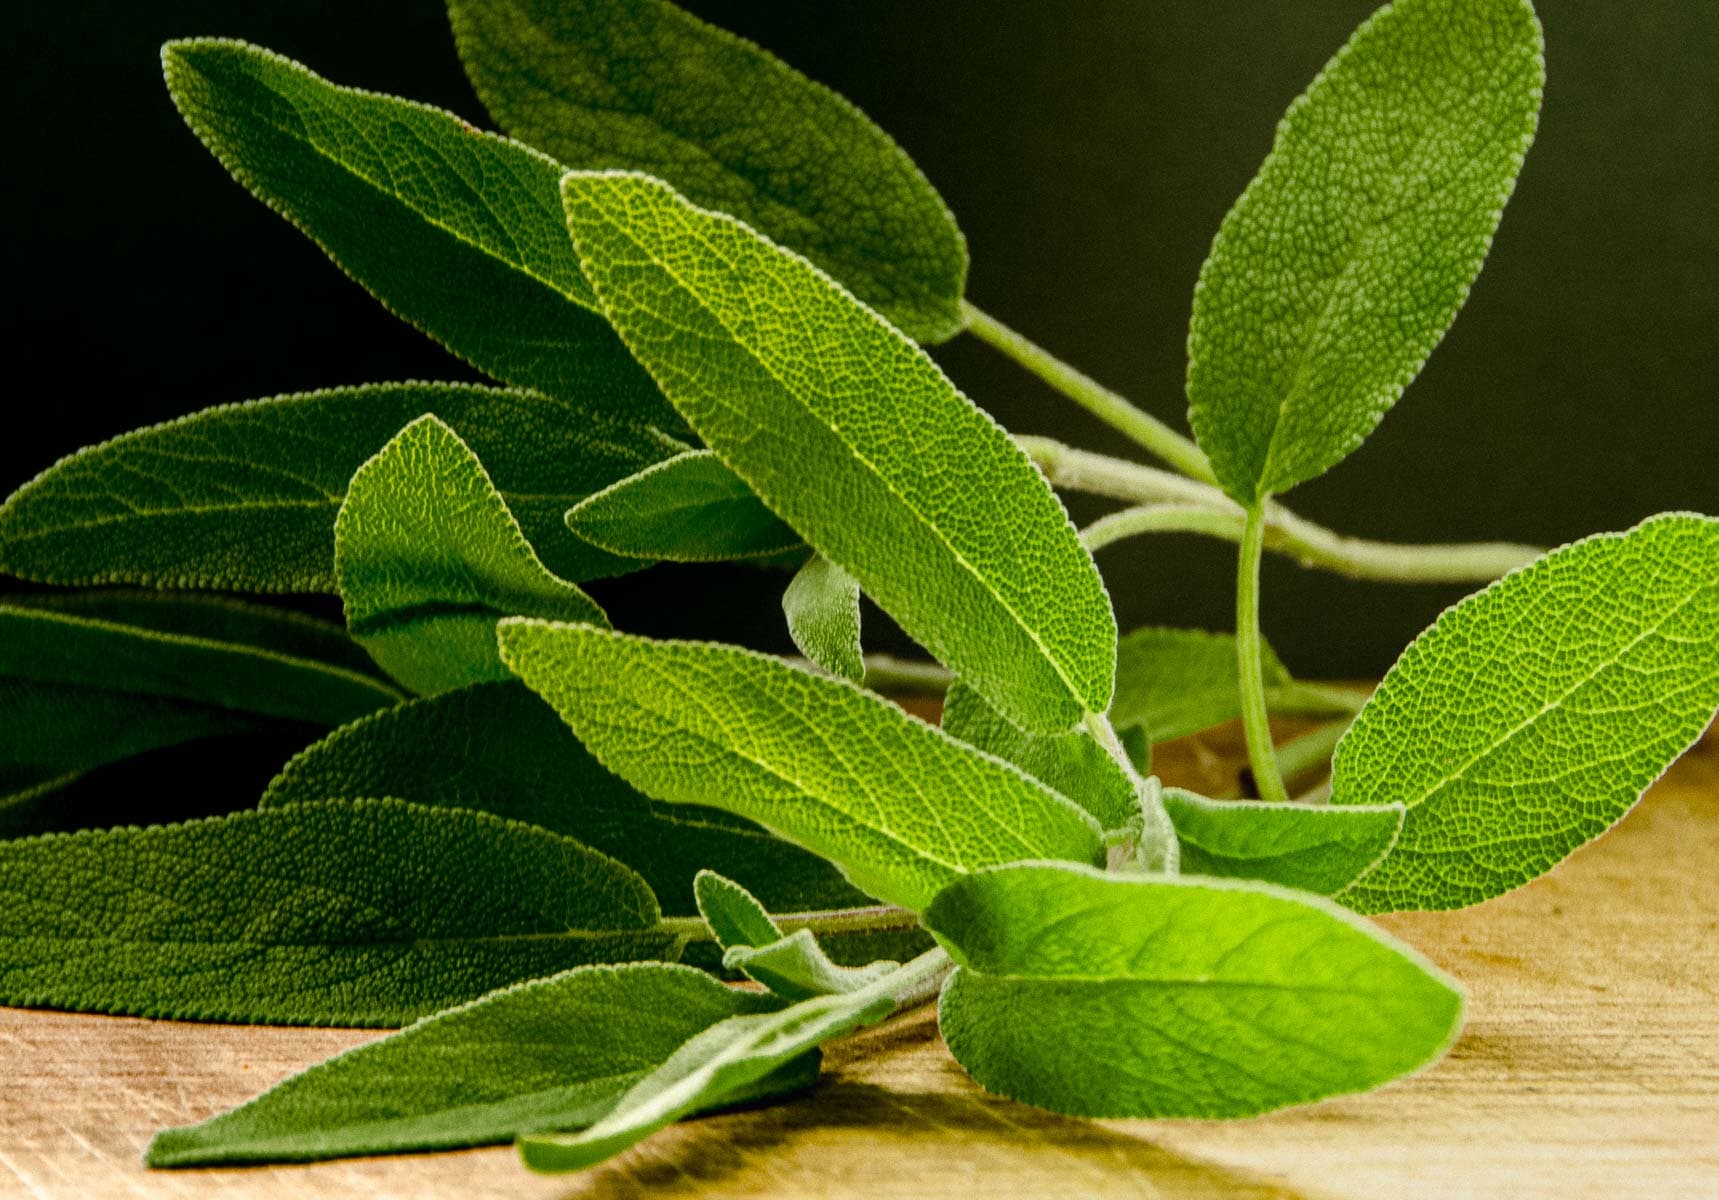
[[1237, 504, 1290, 804], [1084, 710, 1180, 874]]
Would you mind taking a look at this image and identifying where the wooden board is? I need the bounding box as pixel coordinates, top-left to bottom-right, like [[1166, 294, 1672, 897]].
[[3, 726, 1716, 1199]]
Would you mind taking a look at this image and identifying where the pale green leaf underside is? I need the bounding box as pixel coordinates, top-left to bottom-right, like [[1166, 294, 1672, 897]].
[[563, 172, 1114, 732], [499, 621, 1104, 912], [162, 39, 680, 429], [725, 929, 898, 1003], [926, 863, 1463, 1119], [941, 680, 1136, 831], [1111, 627, 1291, 746], [1161, 788, 1404, 896], [263, 682, 866, 917], [336, 416, 607, 694], [0, 384, 685, 591], [1187, 0, 1544, 503], [694, 870, 782, 952], [783, 556, 865, 682], [147, 963, 778, 1166], [565, 450, 800, 562], [1334, 513, 1719, 912], [0, 799, 673, 1026], [448, 0, 967, 341]]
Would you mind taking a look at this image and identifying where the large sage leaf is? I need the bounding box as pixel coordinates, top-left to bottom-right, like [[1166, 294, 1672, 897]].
[[563, 172, 1113, 732], [782, 557, 864, 682], [564, 450, 799, 562], [162, 40, 679, 428], [1161, 788, 1403, 896], [1186, 0, 1544, 503], [0, 384, 685, 591], [262, 681, 868, 917], [449, 0, 967, 341], [147, 964, 781, 1166], [0, 799, 674, 1025], [1334, 513, 1719, 913], [926, 863, 1463, 1118], [336, 416, 606, 694], [500, 621, 1104, 911]]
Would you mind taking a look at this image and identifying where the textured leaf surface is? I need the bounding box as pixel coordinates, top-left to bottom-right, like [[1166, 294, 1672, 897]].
[[1186, 0, 1544, 503], [147, 964, 777, 1165], [162, 40, 678, 427], [500, 622, 1103, 911], [262, 682, 865, 917], [724, 930, 898, 1003], [0, 384, 685, 591], [783, 557, 864, 682], [564, 450, 799, 562], [564, 172, 1112, 732], [336, 416, 606, 693], [941, 680, 1136, 831], [0, 799, 674, 1025], [693, 870, 781, 952], [1111, 627, 1290, 746], [1334, 513, 1719, 912], [1162, 788, 1403, 896], [926, 863, 1463, 1118], [449, 0, 967, 341]]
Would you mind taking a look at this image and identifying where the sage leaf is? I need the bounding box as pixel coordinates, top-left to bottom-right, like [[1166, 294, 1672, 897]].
[[926, 863, 1463, 1118], [693, 870, 781, 953], [336, 415, 607, 694], [499, 621, 1104, 911], [783, 557, 864, 682], [0, 799, 676, 1025], [147, 963, 780, 1166], [162, 40, 679, 429], [1161, 788, 1403, 896], [941, 680, 1136, 831], [1186, 0, 1545, 503], [0, 384, 687, 591], [563, 172, 1113, 733], [263, 682, 866, 917], [1112, 627, 1289, 746], [564, 450, 799, 562], [694, 871, 897, 1001], [1333, 513, 1719, 913], [448, 0, 968, 341]]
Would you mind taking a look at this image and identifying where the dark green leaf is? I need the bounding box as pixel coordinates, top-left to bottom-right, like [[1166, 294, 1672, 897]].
[[564, 450, 800, 562], [1161, 788, 1403, 896]]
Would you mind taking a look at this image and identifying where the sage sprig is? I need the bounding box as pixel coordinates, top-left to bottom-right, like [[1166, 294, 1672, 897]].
[[1, 0, 1712, 1180]]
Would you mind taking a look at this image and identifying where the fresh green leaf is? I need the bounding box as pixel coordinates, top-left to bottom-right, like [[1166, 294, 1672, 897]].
[[940, 680, 1136, 831], [1186, 0, 1544, 503], [499, 621, 1104, 911], [926, 863, 1463, 1118], [262, 681, 865, 917], [0, 384, 686, 591], [147, 963, 780, 1166], [693, 870, 781, 952], [565, 450, 799, 562], [725, 931, 898, 1003], [1161, 788, 1403, 895], [1334, 513, 1719, 912], [336, 416, 607, 693], [0, 799, 675, 1025], [783, 557, 864, 682], [1111, 627, 1289, 746], [162, 40, 679, 429], [563, 172, 1113, 733], [448, 0, 968, 341]]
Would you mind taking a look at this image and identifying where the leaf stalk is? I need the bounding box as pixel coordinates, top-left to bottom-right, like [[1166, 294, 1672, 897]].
[[1237, 505, 1290, 804]]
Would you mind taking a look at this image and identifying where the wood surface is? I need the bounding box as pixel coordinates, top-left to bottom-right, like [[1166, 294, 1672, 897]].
[[3, 722, 1716, 1199]]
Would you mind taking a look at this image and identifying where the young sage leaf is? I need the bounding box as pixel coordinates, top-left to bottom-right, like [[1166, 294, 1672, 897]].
[[783, 557, 864, 682], [146, 963, 781, 1166], [448, 0, 968, 341], [695, 871, 899, 1001], [564, 450, 800, 562], [336, 416, 607, 694], [0, 384, 686, 592], [926, 863, 1463, 1118], [1161, 788, 1403, 896], [263, 681, 868, 917], [693, 870, 782, 953], [162, 39, 680, 429], [1186, 0, 1545, 503], [0, 799, 676, 1025], [940, 680, 1136, 831], [1333, 513, 1719, 912], [499, 621, 1105, 911], [563, 172, 1114, 733]]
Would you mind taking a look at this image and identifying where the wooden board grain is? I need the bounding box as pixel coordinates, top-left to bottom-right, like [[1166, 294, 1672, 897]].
[[3, 726, 1716, 1200]]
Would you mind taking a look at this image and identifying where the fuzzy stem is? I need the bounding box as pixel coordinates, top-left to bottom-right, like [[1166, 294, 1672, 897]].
[[1237, 504, 1290, 804], [1084, 711, 1180, 874], [657, 903, 919, 945], [857, 655, 952, 695]]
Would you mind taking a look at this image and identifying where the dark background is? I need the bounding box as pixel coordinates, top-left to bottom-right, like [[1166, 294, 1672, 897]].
[[7, 0, 1716, 680]]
